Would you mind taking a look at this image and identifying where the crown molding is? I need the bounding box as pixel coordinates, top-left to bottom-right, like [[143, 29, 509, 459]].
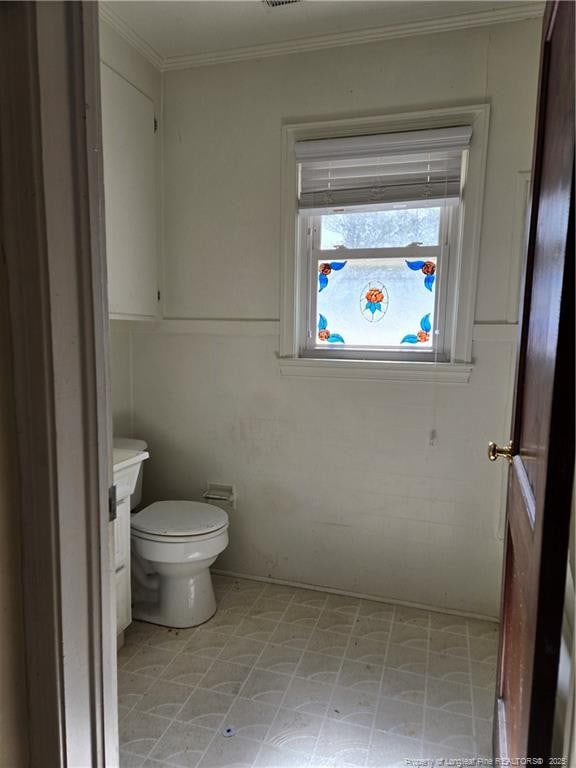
[[99, 2, 544, 73], [99, 3, 164, 70]]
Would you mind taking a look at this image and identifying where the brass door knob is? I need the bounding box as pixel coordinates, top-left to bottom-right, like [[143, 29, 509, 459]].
[[488, 441, 513, 463]]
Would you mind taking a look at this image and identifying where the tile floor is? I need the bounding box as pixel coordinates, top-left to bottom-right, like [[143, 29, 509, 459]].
[[118, 574, 498, 768]]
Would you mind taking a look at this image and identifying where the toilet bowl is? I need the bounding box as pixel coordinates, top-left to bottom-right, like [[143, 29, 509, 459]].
[[130, 500, 229, 628]]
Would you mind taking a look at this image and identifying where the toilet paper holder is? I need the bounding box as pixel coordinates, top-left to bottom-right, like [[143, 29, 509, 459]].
[[203, 483, 236, 510]]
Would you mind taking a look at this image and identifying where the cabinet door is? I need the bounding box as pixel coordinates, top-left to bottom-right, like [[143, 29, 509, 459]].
[[101, 65, 158, 319]]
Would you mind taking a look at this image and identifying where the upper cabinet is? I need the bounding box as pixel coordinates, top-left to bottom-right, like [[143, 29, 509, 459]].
[[101, 64, 158, 319]]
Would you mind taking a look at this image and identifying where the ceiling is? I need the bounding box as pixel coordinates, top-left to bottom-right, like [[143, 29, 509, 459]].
[[100, 1, 543, 69]]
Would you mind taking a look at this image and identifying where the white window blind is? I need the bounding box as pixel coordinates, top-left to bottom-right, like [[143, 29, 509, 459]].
[[296, 126, 472, 212]]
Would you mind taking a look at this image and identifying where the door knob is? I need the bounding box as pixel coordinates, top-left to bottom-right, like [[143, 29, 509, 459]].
[[488, 441, 513, 463]]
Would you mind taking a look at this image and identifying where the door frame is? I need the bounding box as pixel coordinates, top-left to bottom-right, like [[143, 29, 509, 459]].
[[0, 3, 117, 766]]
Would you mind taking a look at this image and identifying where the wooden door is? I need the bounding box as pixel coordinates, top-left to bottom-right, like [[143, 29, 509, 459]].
[[492, 1, 574, 762]]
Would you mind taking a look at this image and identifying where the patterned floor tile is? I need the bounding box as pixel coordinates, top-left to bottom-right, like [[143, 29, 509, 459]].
[[429, 629, 468, 657], [183, 631, 229, 660], [125, 647, 178, 678], [368, 731, 422, 767], [315, 719, 371, 767], [389, 623, 428, 650], [472, 685, 496, 720], [150, 721, 214, 767], [119, 577, 499, 768], [352, 616, 391, 642], [118, 671, 156, 711], [161, 654, 212, 688], [235, 616, 278, 643], [470, 660, 498, 689], [296, 652, 342, 685], [324, 593, 361, 616], [222, 697, 278, 741], [218, 636, 266, 667], [266, 707, 323, 753], [119, 711, 172, 756], [380, 669, 426, 705], [316, 609, 356, 636], [269, 623, 313, 650], [255, 744, 311, 768], [374, 696, 424, 739], [256, 644, 303, 674], [346, 636, 388, 665], [385, 644, 427, 675], [198, 733, 261, 768], [282, 604, 321, 628], [240, 668, 291, 706], [423, 707, 475, 752], [328, 685, 378, 727], [135, 680, 193, 718], [337, 659, 383, 694], [428, 651, 470, 684], [358, 600, 395, 623], [469, 637, 499, 665], [282, 677, 334, 716], [120, 749, 147, 768], [307, 629, 349, 658], [199, 660, 252, 696], [176, 688, 235, 729], [250, 598, 289, 622], [426, 678, 473, 716]]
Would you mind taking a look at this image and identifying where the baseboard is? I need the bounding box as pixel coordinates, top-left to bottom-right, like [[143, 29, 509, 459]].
[[211, 568, 500, 623]]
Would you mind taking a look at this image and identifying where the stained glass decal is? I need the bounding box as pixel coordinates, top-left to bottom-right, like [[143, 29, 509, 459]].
[[320, 207, 441, 250], [318, 314, 344, 343], [405, 259, 436, 291], [401, 313, 432, 344], [318, 260, 347, 292], [361, 282, 389, 322], [316, 258, 435, 349]]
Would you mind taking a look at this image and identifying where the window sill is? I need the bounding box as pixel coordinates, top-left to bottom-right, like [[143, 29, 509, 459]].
[[278, 357, 473, 383]]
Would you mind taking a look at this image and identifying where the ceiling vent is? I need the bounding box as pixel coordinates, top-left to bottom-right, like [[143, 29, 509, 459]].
[[264, 0, 301, 7]]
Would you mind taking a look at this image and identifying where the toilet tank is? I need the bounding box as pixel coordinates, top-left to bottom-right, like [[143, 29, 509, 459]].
[[113, 437, 148, 510]]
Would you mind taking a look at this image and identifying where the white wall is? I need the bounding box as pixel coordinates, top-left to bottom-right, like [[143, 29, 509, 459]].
[[113, 20, 541, 617], [109, 320, 132, 435]]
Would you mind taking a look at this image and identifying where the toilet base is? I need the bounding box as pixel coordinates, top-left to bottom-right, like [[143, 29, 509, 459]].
[[132, 565, 217, 628]]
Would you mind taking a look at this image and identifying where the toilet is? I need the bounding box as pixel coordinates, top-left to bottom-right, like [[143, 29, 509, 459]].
[[114, 437, 230, 629], [131, 500, 229, 628]]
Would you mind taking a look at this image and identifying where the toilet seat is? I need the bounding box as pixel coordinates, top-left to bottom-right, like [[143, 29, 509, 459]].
[[131, 500, 228, 539]]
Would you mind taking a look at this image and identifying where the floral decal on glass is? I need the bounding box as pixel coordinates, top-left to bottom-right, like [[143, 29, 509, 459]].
[[401, 313, 432, 344], [318, 314, 345, 343], [405, 260, 436, 291], [318, 261, 347, 292], [360, 281, 389, 323]]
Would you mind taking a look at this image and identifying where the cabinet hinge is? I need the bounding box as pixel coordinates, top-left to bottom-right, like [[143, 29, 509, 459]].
[[154, 116, 158, 133], [109, 484, 117, 522]]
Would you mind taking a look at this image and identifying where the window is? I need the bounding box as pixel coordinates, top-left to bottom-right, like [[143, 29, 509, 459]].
[[296, 127, 469, 363], [280, 107, 490, 381]]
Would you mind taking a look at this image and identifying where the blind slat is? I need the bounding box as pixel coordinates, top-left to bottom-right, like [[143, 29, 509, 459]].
[[296, 126, 471, 211]]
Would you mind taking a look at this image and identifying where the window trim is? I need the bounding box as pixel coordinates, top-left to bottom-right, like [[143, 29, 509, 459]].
[[279, 104, 490, 378]]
